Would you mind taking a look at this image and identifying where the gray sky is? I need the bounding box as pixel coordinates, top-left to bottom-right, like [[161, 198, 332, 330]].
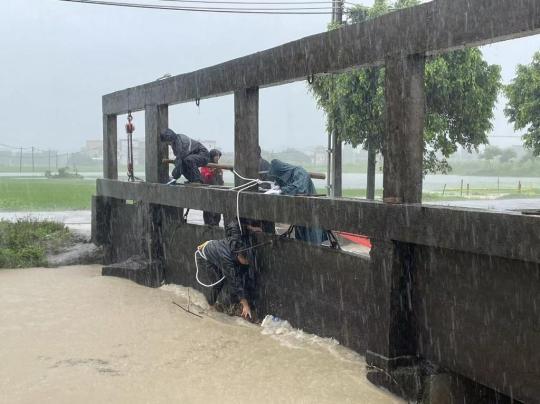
[[0, 0, 539, 153]]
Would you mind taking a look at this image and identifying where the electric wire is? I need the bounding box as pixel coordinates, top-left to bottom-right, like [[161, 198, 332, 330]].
[[158, 0, 360, 7], [159, 0, 351, 4], [58, 0, 340, 14], [158, 0, 336, 10]]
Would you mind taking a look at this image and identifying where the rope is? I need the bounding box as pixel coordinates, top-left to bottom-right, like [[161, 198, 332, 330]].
[[194, 246, 226, 287], [230, 169, 273, 234]]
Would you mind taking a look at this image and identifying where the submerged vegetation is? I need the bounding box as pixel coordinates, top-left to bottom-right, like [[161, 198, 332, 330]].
[[0, 219, 72, 268]]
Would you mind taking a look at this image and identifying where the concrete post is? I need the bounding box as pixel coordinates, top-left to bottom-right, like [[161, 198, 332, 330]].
[[366, 53, 425, 399], [124, 104, 170, 287], [103, 114, 118, 180], [234, 87, 259, 187], [145, 104, 169, 184], [382, 54, 425, 204]]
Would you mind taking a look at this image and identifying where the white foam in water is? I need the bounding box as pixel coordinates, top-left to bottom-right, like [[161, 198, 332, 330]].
[[260, 315, 363, 363], [160, 284, 210, 311], [160, 286, 363, 364]]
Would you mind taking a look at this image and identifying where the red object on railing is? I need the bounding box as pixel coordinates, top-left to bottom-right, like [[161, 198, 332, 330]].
[[336, 232, 372, 248]]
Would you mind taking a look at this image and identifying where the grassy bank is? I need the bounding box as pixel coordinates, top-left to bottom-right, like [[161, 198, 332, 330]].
[[0, 178, 95, 211], [0, 219, 72, 268], [1, 177, 539, 213]]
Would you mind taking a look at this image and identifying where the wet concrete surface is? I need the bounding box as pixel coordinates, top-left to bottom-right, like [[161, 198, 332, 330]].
[[0, 266, 403, 404]]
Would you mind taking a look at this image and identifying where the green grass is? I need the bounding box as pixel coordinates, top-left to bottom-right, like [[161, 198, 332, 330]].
[[0, 219, 72, 268], [0, 178, 95, 211], [1, 176, 538, 213]]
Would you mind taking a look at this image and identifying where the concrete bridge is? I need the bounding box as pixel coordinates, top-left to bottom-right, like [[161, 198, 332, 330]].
[[92, 1, 540, 402]]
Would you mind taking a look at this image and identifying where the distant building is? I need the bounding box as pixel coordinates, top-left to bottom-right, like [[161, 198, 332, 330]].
[[311, 146, 327, 166], [118, 138, 145, 166], [84, 140, 103, 158]]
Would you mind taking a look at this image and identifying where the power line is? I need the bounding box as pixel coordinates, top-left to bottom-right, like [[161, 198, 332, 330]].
[[159, 0, 337, 4], [0, 143, 32, 150], [155, 3, 336, 10], [59, 0, 337, 14], [159, 0, 332, 11], [160, 0, 361, 6]]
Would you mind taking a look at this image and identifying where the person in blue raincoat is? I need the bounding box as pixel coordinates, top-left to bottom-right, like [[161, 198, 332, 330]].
[[266, 159, 328, 245]]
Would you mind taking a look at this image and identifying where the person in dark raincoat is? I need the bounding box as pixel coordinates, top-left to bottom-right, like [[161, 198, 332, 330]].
[[195, 220, 261, 320], [267, 159, 328, 245], [200, 149, 224, 226], [160, 128, 209, 183], [257, 146, 272, 188]]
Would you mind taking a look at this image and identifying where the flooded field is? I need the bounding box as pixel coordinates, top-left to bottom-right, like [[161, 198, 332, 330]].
[[0, 266, 402, 404]]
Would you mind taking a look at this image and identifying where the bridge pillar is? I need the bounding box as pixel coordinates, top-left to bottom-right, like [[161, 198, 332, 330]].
[[366, 53, 425, 399], [145, 104, 169, 184], [100, 104, 170, 286], [103, 114, 118, 180], [98, 114, 121, 264], [234, 87, 259, 187]]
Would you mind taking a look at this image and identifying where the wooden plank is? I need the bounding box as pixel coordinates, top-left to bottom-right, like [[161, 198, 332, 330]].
[[161, 160, 327, 179]]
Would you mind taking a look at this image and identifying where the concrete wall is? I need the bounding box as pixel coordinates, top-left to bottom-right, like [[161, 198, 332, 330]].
[[99, 201, 371, 354], [414, 246, 540, 402], [93, 197, 540, 402]]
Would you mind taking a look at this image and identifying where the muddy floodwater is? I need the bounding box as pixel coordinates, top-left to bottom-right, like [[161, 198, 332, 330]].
[[0, 266, 402, 404]]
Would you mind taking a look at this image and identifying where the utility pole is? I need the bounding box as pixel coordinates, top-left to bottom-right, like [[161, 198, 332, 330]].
[[31, 146, 34, 173], [48, 150, 51, 171], [328, 0, 344, 197], [55, 151, 58, 170]]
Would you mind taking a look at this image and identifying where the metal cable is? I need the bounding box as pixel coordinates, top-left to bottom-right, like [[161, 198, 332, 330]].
[[160, 0, 339, 4], [59, 0, 338, 14]]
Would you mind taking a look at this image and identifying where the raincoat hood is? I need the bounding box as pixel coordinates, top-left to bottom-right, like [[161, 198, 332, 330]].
[[268, 159, 297, 184]]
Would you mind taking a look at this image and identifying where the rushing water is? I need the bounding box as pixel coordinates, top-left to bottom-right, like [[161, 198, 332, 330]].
[[0, 266, 403, 404]]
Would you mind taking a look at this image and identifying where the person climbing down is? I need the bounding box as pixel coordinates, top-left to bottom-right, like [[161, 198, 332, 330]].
[[266, 159, 328, 246], [160, 128, 209, 183], [200, 149, 224, 226], [195, 220, 260, 320]]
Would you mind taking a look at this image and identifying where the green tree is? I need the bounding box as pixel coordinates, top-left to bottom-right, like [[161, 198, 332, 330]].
[[310, 0, 501, 198], [505, 52, 540, 156], [480, 145, 502, 161], [498, 147, 517, 163]]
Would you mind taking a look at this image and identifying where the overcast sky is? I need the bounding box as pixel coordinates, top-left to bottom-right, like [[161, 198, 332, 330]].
[[1, 0, 539, 153]]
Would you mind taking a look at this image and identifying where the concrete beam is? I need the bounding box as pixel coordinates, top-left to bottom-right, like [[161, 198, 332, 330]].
[[102, 0, 540, 115], [96, 179, 540, 264]]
